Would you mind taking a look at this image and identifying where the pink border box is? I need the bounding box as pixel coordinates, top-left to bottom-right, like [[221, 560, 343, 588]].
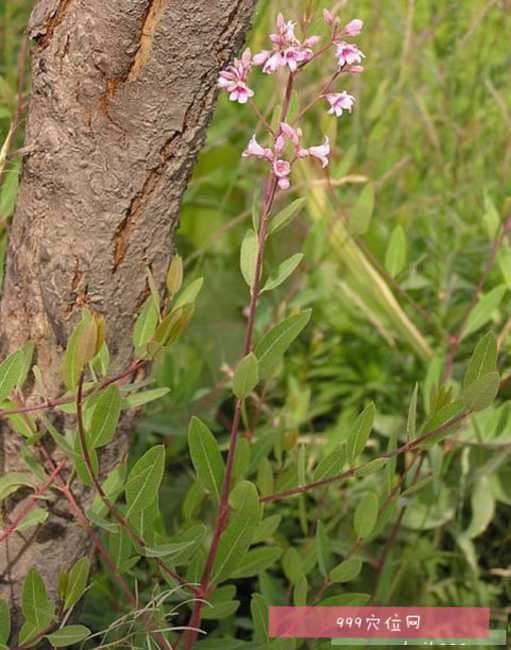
[[268, 607, 490, 639]]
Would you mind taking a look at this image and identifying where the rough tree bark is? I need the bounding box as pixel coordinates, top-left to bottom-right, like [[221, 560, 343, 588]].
[[0, 0, 257, 625]]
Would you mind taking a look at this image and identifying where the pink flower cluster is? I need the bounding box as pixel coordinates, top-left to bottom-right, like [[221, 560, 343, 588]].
[[217, 8, 365, 191], [243, 123, 330, 190], [218, 47, 254, 104], [252, 14, 320, 74]]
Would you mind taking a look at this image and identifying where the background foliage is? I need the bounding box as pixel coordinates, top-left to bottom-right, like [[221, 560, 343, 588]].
[[1, 1, 511, 648]]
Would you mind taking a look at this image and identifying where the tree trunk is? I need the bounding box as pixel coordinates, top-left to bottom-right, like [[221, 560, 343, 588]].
[[0, 0, 256, 625]]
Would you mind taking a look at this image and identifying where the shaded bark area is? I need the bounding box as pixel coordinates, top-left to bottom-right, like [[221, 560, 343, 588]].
[[0, 0, 257, 626]]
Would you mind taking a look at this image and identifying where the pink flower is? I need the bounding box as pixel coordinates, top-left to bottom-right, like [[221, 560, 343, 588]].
[[349, 65, 365, 74], [307, 137, 330, 168], [343, 19, 364, 37], [254, 13, 320, 74], [218, 47, 254, 104], [273, 159, 291, 190], [228, 82, 254, 104], [335, 42, 365, 68], [280, 122, 301, 146], [323, 8, 336, 26], [303, 35, 321, 48], [326, 92, 356, 117], [253, 50, 271, 66], [242, 135, 273, 160]]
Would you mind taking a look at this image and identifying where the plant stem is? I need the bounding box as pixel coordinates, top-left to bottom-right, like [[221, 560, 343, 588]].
[[291, 69, 341, 125], [369, 454, 426, 603], [261, 412, 467, 503], [443, 213, 511, 381], [75, 372, 197, 596], [0, 359, 144, 419], [40, 452, 172, 650], [182, 170, 279, 650], [182, 75, 299, 650], [0, 460, 66, 542]]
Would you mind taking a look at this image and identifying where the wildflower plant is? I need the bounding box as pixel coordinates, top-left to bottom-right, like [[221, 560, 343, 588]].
[[221, 9, 365, 193], [1, 4, 510, 650]]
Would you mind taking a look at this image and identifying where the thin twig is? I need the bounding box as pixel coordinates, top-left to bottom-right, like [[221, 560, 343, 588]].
[[75, 372, 197, 597], [443, 213, 511, 381], [0, 359, 144, 419], [0, 461, 66, 543]]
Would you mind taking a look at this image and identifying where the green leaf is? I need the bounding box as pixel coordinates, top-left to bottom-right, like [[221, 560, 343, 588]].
[[462, 371, 500, 411], [0, 472, 33, 501], [230, 547, 283, 579], [16, 507, 48, 532], [282, 548, 304, 585], [350, 183, 375, 234], [41, 417, 79, 460], [202, 600, 240, 621], [406, 384, 419, 440], [420, 400, 465, 448], [124, 387, 170, 408], [173, 277, 204, 310], [252, 515, 281, 544], [354, 492, 378, 539], [18, 342, 35, 390], [188, 417, 224, 502], [319, 593, 369, 607], [329, 558, 362, 583], [354, 458, 387, 478], [125, 445, 165, 517], [312, 446, 346, 482], [143, 541, 195, 558], [0, 350, 24, 402], [462, 285, 506, 340], [161, 524, 207, 566], [73, 432, 98, 488], [211, 481, 260, 583], [153, 304, 194, 348], [46, 625, 91, 647], [261, 254, 303, 293], [240, 229, 259, 287], [167, 255, 184, 299], [255, 310, 312, 378], [145, 266, 161, 314], [62, 315, 98, 390], [63, 557, 90, 610], [269, 198, 306, 235], [293, 575, 308, 607], [463, 332, 498, 389], [0, 599, 10, 644], [465, 476, 495, 539], [346, 402, 376, 462], [385, 225, 407, 276], [132, 297, 159, 351], [250, 593, 269, 646], [21, 567, 54, 633], [89, 463, 126, 518], [233, 353, 259, 399], [89, 385, 121, 448], [316, 521, 330, 578]]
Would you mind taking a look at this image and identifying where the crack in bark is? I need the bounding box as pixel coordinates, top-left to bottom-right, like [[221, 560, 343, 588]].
[[99, 0, 166, 112], [112, 132, 178, 272], [37, 0, 75, 48], [127, 0, 167, 82]]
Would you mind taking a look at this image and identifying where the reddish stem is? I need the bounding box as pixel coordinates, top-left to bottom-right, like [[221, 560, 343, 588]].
[[0, 359, 144, 419], [261, 412, 467, 503], [75, 372, 197, 596], [182, 75, 295, 650], [0, 460, 66, 542], [443, 213, 511, 381]]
